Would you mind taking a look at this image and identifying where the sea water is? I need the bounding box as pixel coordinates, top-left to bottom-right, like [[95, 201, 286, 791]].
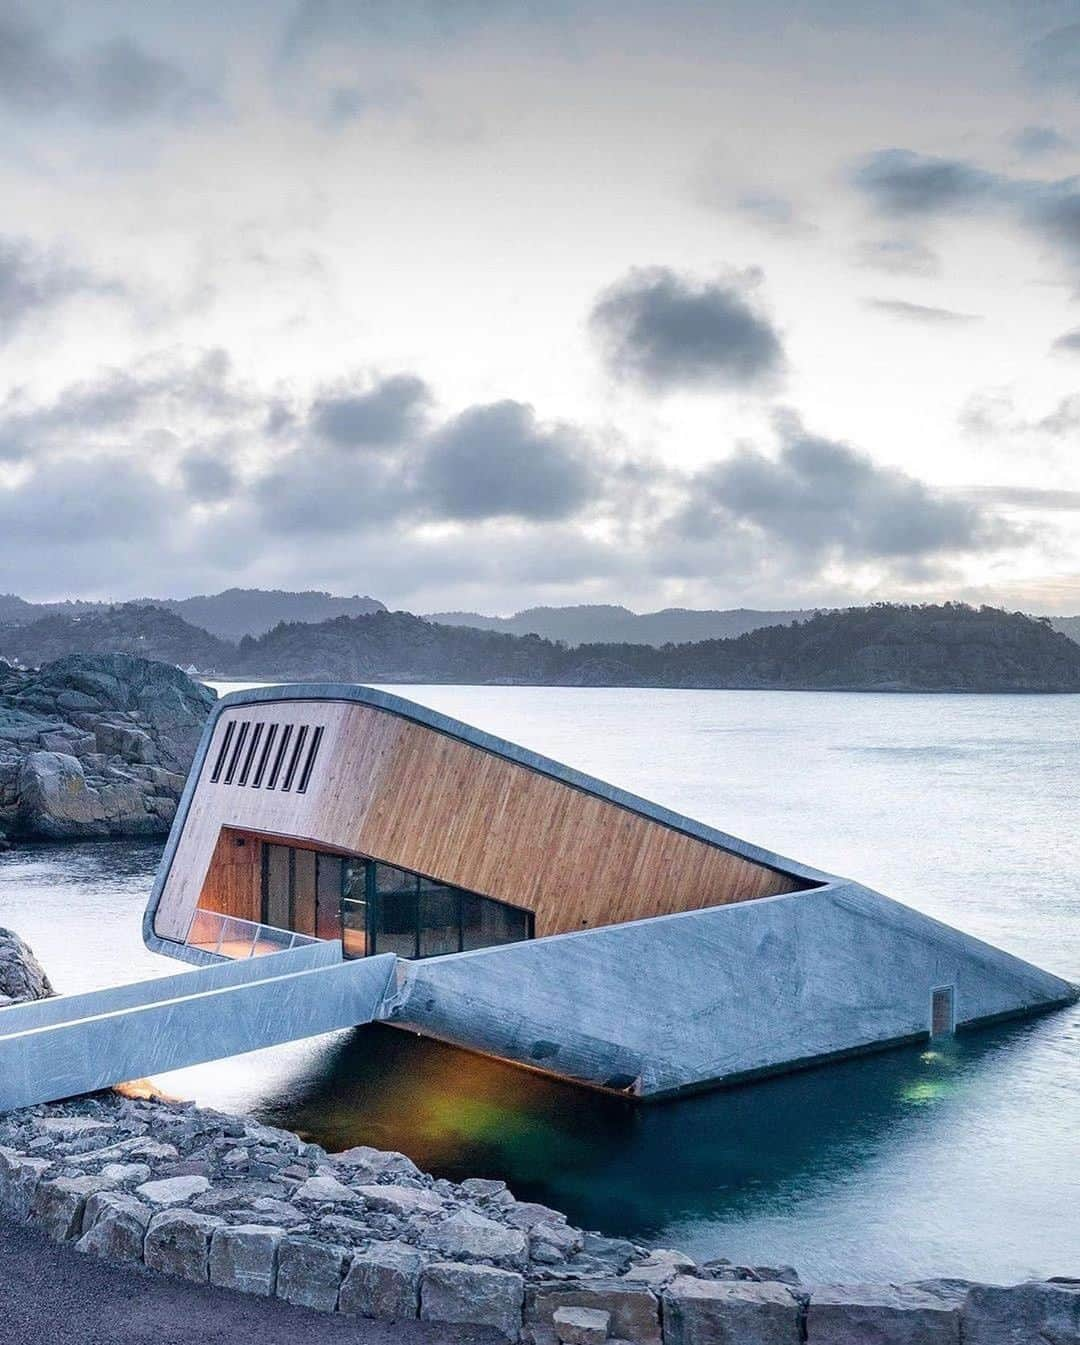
[[1, 686, 1076, 1281]]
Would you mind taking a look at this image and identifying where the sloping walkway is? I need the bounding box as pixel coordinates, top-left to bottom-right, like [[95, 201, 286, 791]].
[[0, 1219, 502, 1345]]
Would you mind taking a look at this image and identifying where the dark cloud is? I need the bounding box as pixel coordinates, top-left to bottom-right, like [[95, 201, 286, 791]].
[[959, 389, 1080, 438], [1051, 326, 1080, 353], [0, 235, 117, 343], [181, 453, 237, 502], [864, 298, 981, 325], [589, 266, 785, 393], [852, 146, 1080, 276], [310, 374, 431, 448], [0, 348, 250, 461], [418, 400, 597, 522], [856, 238, 941, 277], [259, 392, 599, 533], [734, 193, 817, 239], [852, 149, 997, 217], [677, 412, 1003, 563], [1012, 125, 1071, 158], [0, 457, 170, 545], [0, 7, 211, 123]]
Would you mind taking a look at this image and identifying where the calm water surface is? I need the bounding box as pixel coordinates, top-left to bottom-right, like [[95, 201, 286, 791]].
[[1, 687, 1077, 1281]]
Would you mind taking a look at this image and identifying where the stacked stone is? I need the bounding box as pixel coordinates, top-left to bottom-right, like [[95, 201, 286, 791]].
[[0, 653, 213, 842], [0, 1096, 1075, 1342]]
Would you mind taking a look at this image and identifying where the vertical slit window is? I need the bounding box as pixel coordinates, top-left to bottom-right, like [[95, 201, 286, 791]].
[[265, 724, 293, 790], [281, 725, 309, 792], [223, 721, 250, 784], [210, 721, 236, 782], [251, 723, 278, 788], [296, 726, 324, 794], [237, 723, 264, 786]]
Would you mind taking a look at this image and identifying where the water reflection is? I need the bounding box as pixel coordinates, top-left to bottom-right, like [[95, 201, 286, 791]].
[[251, 1014, 1048, 1245]]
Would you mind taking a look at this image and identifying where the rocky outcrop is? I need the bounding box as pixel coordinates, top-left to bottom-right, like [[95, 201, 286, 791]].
[[0, 654, 214, 843], [0, 1092, 1073, 1341], [0, 928, 54, 1006]]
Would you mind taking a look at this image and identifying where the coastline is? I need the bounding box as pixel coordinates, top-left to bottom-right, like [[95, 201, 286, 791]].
[[0, 1092, 1075, 1343]]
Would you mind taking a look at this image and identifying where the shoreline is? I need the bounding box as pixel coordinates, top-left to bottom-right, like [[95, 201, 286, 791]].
[[0, 1093, 1074, 1343]]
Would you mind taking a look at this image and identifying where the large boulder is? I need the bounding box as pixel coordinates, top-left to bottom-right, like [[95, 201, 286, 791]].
[[806, 1283, 961, 1343], [421, 1262, 524, 1340], [663, 1276, 802, 1345], [962, 1280, 1080, 1344], [0, 927, 54, 1004], [0, 654, 215, 840], [17, 752, 107, 838]]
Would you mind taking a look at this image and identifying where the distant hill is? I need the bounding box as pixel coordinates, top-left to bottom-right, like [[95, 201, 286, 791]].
[[426, 604, 814, 646], [235, 603, 1080, 692], [4, 601, 1080, 692], [0, 588, 386, 641], [152, 589, 386, 641], [0, 605, 232, 673]]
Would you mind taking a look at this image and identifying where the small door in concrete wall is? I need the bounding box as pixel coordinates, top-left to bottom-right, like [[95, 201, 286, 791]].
[[930, 985, 956, 1037]]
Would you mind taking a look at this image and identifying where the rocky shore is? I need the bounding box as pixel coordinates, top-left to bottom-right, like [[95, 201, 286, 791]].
[[0, 1094, 1075, 1344], [0, 654, 214, 846]]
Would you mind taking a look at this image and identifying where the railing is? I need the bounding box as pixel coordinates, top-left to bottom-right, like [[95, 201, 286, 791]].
[[184, 908, 321, 960]]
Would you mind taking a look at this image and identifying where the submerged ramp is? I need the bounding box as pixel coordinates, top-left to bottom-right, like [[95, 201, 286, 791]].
[[386, 881, 1077, 1097], [0, 944, 396, 1112]]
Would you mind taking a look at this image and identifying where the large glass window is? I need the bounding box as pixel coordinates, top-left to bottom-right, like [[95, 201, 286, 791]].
[[261, 843, 533, 960]]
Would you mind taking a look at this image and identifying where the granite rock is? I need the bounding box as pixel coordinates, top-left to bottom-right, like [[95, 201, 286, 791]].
[[144, 1209, 224, 1283], [275, 1237, 349, 1312], [76, 1191, 152, 1262], [961, 1279, 1080, 1345], [421, 1261, 525, 1341], [209, 1223, 284, 1296], [662, 1276, 802, 1345], [806, 1283, 961, 1344], [340, 1239, 424, 1319]]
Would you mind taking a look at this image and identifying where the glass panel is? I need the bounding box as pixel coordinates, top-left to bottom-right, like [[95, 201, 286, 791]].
[[342, 898, 368, 958], [461, 892, 530, 950], [185, 907, 222, 950], [263, 844, 291, 929], [376, 888, 418, 958], [419, 884, 461, 957], [292, 848, 317, 937], [375, 864, 414, 895], [316, 854, 343, 941]]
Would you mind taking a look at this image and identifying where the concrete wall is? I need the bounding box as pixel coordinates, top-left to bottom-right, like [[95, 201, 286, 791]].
[[385, 882, 1076, 1097]]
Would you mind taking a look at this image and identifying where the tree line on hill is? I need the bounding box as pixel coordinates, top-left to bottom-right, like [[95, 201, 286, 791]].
[[3, 601, 1080, 692]]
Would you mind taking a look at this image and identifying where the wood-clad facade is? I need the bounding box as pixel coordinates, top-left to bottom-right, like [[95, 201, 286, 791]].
[[153, 694, 807, 951]]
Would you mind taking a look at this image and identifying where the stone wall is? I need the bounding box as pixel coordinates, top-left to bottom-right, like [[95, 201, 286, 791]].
[[0, 1095, 1074, 1343], [0, 654, 214, 843]]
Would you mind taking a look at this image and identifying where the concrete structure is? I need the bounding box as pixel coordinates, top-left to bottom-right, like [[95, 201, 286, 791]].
[[0, 681, 1074, 1109]]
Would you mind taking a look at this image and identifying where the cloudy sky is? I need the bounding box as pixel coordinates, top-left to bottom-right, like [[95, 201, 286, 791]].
[[4, 0, 1080, 614]]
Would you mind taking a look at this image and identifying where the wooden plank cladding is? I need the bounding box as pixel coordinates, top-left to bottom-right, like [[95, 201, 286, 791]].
[[155, 696, 806, 944]]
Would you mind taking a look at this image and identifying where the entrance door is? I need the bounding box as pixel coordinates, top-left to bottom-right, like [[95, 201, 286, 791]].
[[341, 858, 368, 958], [315, 854, 343, 941]]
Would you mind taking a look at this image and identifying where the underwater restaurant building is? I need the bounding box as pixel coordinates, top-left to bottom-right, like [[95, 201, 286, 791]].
[[137, 682, 1076, 1099]]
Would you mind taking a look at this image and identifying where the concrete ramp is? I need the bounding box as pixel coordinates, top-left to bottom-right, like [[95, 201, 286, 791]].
[[0, 944, 397, 1112], [385, 882, 1077, 1097]]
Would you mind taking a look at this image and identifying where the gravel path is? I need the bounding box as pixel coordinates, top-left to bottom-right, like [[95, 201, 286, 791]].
[[0, 1218, 504, 1345]]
